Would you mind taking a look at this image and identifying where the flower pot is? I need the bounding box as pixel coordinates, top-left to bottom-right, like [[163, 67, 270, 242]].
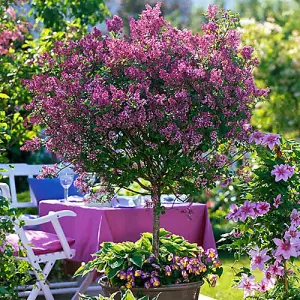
[[99, 277, 204, 300]]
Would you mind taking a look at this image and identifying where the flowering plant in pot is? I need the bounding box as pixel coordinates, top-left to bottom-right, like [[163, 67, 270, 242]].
[[75, 229, 221, 299], [221, 136, 300, 299], [22, 2, 267, 298]]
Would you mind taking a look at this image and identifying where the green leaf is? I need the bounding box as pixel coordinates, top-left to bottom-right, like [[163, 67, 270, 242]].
[[121, 289, 136, 300], [129, 253, 144, 268], [215, 267, 223, 277], [109, 259, 123, 269], [107, 266, 122, 279]]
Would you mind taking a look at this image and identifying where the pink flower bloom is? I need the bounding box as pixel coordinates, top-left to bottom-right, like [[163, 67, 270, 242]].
[[267, 261, 284, 276], [239, 201, 256, 222], [238, 273, 257, 298], [206, 4, 219, 19], [249, 131, 264, 144], [241, 46, 253, 60], [284, 225, 300, 245], [271, 164, 294, 182], [273, 194, 282, 208], [257, 279, 271, 293], [232, 229, 242, 238], [273, 238, 298, 260], [20, 136, 42, 151], [220, 178, 232, 188], [290, 209, 300, 227], [249, 246, 271, 271], [262, 133, 280, 150], [105, 15, 123, 32], [226, 204, 240, 222], [263, 270, 277, 288], [6, 6, 16, 19], [256, 202, 270, 216], [36, 164, 58, 179]]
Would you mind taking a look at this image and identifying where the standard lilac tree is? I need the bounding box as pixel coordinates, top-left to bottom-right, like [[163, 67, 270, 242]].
[[22, 4, 267, 257]]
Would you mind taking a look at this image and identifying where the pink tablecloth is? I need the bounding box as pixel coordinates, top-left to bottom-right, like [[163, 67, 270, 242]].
[[39, 201, 216, 263]]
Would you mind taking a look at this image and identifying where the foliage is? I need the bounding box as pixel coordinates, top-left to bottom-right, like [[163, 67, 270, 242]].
[[30, 0, 109, 31], [220, 136, 300, 299], [76, 229, 222, 290], [240, 6, 300, 139], [0, 196, 31, 299], [0, 0, 109, 163], [80, 289, 159, 300]]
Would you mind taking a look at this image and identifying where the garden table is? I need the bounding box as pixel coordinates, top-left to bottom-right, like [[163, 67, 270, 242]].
[[39, 200, 216, 263]]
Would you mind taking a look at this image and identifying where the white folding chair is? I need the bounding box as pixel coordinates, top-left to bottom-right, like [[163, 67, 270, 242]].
[[8, 210, 77, 300]]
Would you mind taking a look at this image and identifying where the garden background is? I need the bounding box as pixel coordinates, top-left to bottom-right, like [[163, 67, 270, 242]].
[[0, 0, 299, 299]]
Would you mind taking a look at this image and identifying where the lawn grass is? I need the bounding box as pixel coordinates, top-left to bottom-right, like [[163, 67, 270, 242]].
[[201, 256, 245, 299]]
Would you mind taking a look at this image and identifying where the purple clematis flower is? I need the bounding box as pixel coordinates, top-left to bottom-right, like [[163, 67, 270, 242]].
[[273, 238, 298, 260], [249, 246, 271, 271], [262, 133, 280, 150]]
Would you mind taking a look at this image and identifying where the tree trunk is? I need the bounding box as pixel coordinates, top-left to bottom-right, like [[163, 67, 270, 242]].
[[151, 187, 161, 257]]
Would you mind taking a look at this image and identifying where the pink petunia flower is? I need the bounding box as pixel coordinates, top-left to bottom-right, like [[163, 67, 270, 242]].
[[273, 238, 298, 260], [273, 194, 282, 208], [271, 164, 294, 182], [238, 273, 257, 298], [261, 133, 280, 150], [249, 246, 271, 271]]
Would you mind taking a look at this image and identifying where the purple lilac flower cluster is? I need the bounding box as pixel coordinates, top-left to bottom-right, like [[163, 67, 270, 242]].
[[226, 200, 270, 222], [22, 4, 268, 195], [116, 249, 221, 289]]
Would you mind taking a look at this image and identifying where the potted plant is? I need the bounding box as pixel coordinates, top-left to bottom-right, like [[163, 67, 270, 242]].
[[76, 229, 221, 299], [22, 3, 267, 298]]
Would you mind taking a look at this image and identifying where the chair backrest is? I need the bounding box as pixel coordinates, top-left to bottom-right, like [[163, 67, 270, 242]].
[[13, 210, 76, 259], [0, 164, 52, 208], [27, 177, 82, 209]]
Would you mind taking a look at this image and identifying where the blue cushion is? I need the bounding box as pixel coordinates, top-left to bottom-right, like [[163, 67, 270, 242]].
[[28, 177, 83, 204]]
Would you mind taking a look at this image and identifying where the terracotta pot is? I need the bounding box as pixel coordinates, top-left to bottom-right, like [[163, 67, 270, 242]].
[[99, 277, 204, 300]]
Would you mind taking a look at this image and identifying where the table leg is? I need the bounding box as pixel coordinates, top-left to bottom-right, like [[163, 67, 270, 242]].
[[72, 271, 95, 300]]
